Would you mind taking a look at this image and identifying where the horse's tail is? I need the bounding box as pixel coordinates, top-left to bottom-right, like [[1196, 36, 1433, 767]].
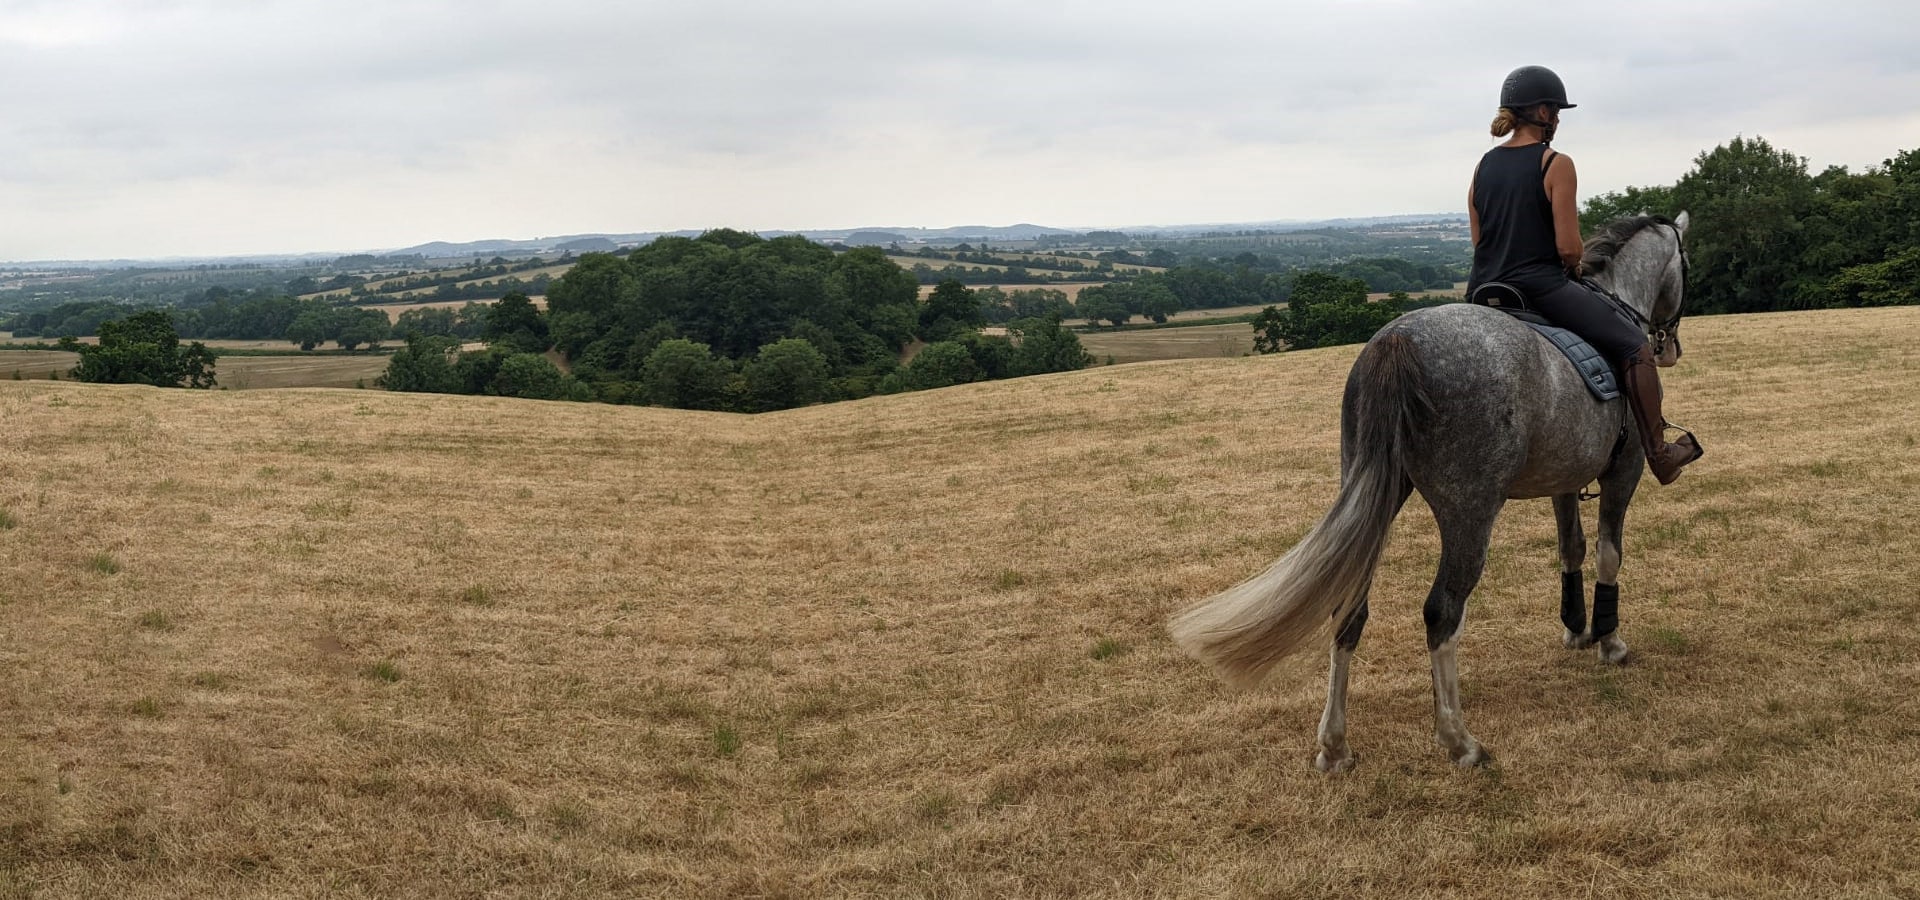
[[1169, 331, 1426, 688]]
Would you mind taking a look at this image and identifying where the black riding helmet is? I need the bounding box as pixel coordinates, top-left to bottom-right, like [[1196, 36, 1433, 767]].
[[1500, 65, 1576, 111]]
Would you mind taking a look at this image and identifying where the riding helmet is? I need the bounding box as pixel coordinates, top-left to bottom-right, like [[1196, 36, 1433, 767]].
[[1500, 66, 1576, 110]]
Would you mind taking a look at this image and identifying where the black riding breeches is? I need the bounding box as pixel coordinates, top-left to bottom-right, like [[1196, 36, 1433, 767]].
[[1523, 278, 1647, 365]]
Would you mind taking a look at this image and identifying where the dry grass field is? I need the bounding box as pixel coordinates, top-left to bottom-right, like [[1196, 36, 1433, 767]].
[[1080, 322, 1255, 363], [3, 307, 1920, 897], [0, 351, 390, 391]]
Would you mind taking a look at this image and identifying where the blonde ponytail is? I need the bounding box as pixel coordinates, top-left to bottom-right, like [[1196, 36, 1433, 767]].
[[1490, 108, 1518, 138]]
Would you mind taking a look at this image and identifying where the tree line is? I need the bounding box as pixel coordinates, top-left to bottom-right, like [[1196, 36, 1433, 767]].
[[1582, 135, 1920, 313]]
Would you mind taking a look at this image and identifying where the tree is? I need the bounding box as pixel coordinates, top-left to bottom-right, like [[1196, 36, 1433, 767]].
[[63, 310, 217, 388], [484, 292, 550, 353], [490, 353, 589, 401], [336, 308, 391, 351], [1823, 247, 1920, 307], [743, 338, 831, 411], [1581, 184, 1677, 234], [378, 334, 460, 393], [1074, 285, 1134, 327], [919, 280, 985, 341], [1009, 315, 1093, 375], [1254, 272, 1397, 352], [902, 340, 979, 390], [285, 309, 331, 351], [639, 338, 733, 410], [1670, 135, 1816, 314]]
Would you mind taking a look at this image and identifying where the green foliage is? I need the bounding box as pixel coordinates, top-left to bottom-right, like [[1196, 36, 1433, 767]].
[[743, 338, 832, 410], [1252, 272, 1399, 352], [484, 291, 550, 353], [63, 310, 217, 388], [491, 353, 590, 402], [536, 237, 923, 410], [640, 338, 733, 410], [919, 280, 985, 342], [1008, 315, 1093, 376], [902, 340, 979, 391], [1580, 136, 1920, 316], [378, 334, 461, 393], [1580, 184, 1677, 234], [1823, 247, 1920, 307], [1074, 285, 1133, 326]]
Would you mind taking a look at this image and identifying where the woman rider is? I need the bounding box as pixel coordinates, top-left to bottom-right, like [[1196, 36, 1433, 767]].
[[1466, 65, 1702, 485]]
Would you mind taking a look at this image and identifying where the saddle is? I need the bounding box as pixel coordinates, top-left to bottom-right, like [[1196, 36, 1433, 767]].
[[1469, 282, 1621, 402]]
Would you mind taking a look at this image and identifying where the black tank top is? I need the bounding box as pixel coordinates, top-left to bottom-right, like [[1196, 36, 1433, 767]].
[[1468, 144, 1565, 294]]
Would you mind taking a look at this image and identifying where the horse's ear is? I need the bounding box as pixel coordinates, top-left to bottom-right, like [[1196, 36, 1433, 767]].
[[1674, 211, 1690, 238]]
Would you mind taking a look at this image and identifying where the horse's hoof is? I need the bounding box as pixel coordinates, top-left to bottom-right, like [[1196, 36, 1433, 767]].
[[1564, 629, 1595, 650], [1315, 749, 1357, 774], [1596, 635, 1630, 665], [1451, 744, 1492, 769]]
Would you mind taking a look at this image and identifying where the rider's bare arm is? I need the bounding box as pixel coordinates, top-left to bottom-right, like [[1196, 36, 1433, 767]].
[[1467, 180, 1481, 247], [1544, 153, 1583, 274]]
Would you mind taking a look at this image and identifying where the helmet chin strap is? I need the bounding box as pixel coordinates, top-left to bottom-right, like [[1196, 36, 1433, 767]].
[[1516, 106, 1558, 145]]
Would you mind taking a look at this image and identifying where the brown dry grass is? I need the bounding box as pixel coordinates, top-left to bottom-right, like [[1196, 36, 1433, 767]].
[[1080, 322, 1254, 363], [3, 307, 1920, 897], [0, 351, 389, 391]]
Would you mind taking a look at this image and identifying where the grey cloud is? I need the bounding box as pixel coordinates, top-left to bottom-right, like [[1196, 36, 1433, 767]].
[[3, 0, 1919, 257]]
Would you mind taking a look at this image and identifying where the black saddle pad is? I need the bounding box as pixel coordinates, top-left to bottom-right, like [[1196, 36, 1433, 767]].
[[1522, 321, 1621, 402]]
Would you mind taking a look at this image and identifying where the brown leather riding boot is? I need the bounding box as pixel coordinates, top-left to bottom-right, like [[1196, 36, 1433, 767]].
[[1621, 346, 1702, 485]]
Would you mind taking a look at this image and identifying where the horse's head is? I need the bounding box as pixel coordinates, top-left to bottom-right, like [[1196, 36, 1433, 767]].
[[1650, 211, 1690, 367], [1583, 211, 1691, 367]]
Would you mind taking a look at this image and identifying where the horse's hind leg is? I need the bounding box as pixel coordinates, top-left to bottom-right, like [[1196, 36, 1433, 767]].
[[1316, 476, 1408, 774], [1425, 505, 1499, 767], [1591, 475, 1641, 665], [1315, 597, 1369, 773], [1553, 493, 1591, 648]]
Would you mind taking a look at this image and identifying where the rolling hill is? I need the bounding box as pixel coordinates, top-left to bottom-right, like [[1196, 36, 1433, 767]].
[[1, 306, 1916, 896]]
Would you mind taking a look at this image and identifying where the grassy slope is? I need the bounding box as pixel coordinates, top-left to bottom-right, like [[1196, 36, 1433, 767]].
[[2, 308, 1919, 897]]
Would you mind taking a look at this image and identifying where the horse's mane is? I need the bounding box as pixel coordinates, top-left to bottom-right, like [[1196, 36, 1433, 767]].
[[1581, 214, 1676, 276]]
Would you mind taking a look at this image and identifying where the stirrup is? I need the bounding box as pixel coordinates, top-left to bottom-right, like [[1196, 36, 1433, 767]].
[[1663, 421, 1705, 463]]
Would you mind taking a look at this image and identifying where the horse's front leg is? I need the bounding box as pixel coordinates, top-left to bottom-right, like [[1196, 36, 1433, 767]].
[[1553, 493, 1591, 648], [1590, 474, 1640, 665], [1426, 509, 1497, 767]]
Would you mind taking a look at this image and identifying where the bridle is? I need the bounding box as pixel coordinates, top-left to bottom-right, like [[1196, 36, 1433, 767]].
[[1607, 221, 1688, 359]]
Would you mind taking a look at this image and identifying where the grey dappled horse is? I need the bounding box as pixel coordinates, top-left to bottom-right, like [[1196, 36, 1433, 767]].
[[1170, 214, 1692, 770]]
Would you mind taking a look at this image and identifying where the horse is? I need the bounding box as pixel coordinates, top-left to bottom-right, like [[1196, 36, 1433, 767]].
[[1168, 213, 1693, 770]]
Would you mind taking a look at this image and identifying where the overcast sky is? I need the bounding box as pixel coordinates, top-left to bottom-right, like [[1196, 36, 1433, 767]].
[[3, 0, 1918, 260]]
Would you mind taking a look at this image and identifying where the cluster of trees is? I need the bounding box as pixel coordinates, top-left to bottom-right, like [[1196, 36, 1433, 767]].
[[1249, 274, 1442, 353], [975, 287, 1078, 324], [378, 231, 1094, 409], [58, 310, 217, 388], [1582, 136, 1920, 313]]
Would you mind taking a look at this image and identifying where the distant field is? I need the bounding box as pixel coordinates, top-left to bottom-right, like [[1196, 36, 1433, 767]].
[[0, 350, 389, 390], [306, 263, 577, 302], [1079, 322, 1254, 363]]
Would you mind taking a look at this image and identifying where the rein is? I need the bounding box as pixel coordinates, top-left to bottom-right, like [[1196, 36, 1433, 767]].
[[1604, 222, 1688, 357]]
